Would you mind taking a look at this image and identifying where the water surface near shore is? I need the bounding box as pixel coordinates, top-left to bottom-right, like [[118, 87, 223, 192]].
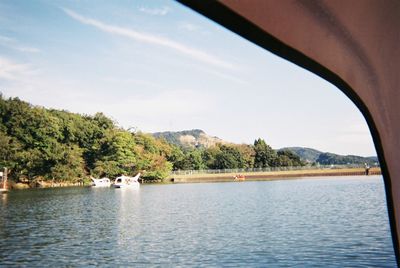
[[0, 176, 396, 267]]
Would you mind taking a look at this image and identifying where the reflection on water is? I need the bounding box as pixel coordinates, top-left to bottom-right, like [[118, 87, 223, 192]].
[[0, 176, 396, 267], [1, 192, 7, 204], [116, 187, 141, 258]]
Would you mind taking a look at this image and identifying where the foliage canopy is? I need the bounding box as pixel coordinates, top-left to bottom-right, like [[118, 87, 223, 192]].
[[0, 95, 307, 183]]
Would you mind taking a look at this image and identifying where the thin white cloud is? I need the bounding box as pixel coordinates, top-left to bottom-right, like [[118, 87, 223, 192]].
[[62, 8, 236, 70], [179, 23, 199, 32], [0, 35, 41, 53], [200, 68, 248, 85], [0, 56, 35, 80], [102, 77, 166, 90], [16, 46, 41, 53], [139, 6, 170, 16], [0, 35, 13, 42], [113, 89, 211, 116]]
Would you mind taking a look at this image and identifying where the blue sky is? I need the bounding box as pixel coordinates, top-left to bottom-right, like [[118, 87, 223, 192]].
[[0, 0, 376, 156]]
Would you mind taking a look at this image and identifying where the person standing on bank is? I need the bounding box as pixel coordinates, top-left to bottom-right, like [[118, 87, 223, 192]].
[[364, 163, 370, 175]]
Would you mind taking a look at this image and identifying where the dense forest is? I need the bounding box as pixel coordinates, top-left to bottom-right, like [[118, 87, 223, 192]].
[[0, 95, 305, 184]]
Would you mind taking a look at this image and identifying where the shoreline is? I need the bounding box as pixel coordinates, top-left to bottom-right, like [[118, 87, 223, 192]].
[[4, 167, 381, 190], [169, 167, 381, 184], [7, 180, 86, 190]]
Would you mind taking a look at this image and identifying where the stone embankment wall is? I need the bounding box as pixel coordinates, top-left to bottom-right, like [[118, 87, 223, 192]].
[[10, 180, 85, 190], [171, 168, 382, 184]]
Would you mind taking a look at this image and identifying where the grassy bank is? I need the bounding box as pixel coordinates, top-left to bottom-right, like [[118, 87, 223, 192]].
[[169, 167, 381, 183]]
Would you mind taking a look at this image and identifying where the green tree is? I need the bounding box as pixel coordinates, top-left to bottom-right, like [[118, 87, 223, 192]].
[[14, 148, 44, 181], [138, 153, 172, 181], [235, 144, 255, 168], [50, 144, 85, 182], [277, 150, 304, 166], [201, 146, 221, 169], [93, 130, 138, 177], [253, 138, 278, 168], [0, 131, 23, 179], [166, 145, 185, 170], [0, 95, 178, 183], [214, 145, 245, 169], [176, 149, 206, 170]]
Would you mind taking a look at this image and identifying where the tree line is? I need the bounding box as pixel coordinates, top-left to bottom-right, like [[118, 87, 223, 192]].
[[0, 95, 304, 183], [170, 139, 304, 171]]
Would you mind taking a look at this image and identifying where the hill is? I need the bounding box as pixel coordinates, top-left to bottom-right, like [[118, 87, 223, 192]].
[[281, 147, 379, 166], [152, 129, 226, 148], [316, 153, 378, 166], [279, 147, 322, 162], [0, 95, 174, 183], [153, 131, 379, 166]]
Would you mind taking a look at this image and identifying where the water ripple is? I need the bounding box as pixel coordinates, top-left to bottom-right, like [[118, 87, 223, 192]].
[[0, 176, 396, 267]]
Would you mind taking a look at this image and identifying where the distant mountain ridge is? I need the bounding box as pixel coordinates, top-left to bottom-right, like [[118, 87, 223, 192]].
[[153, 130, 379, 165], [279, 147, 321, 162], [152, 129, 227, 148], [280, 147, 379, 165]]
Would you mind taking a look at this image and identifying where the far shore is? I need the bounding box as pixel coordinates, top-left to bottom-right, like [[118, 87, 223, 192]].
[[4, 167, 381, 190], [168, 167, 381, 184]]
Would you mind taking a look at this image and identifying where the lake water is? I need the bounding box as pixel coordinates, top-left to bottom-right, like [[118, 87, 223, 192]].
[[0, 176, 396, 267]]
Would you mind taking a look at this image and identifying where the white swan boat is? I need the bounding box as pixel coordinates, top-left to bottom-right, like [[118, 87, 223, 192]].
[[0, 170, 9, 193], [113, 173, 140, 189], [91, 177, 111, 187]]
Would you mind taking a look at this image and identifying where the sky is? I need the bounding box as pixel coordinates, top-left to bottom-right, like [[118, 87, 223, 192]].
[[0, 0, 376, 156]]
